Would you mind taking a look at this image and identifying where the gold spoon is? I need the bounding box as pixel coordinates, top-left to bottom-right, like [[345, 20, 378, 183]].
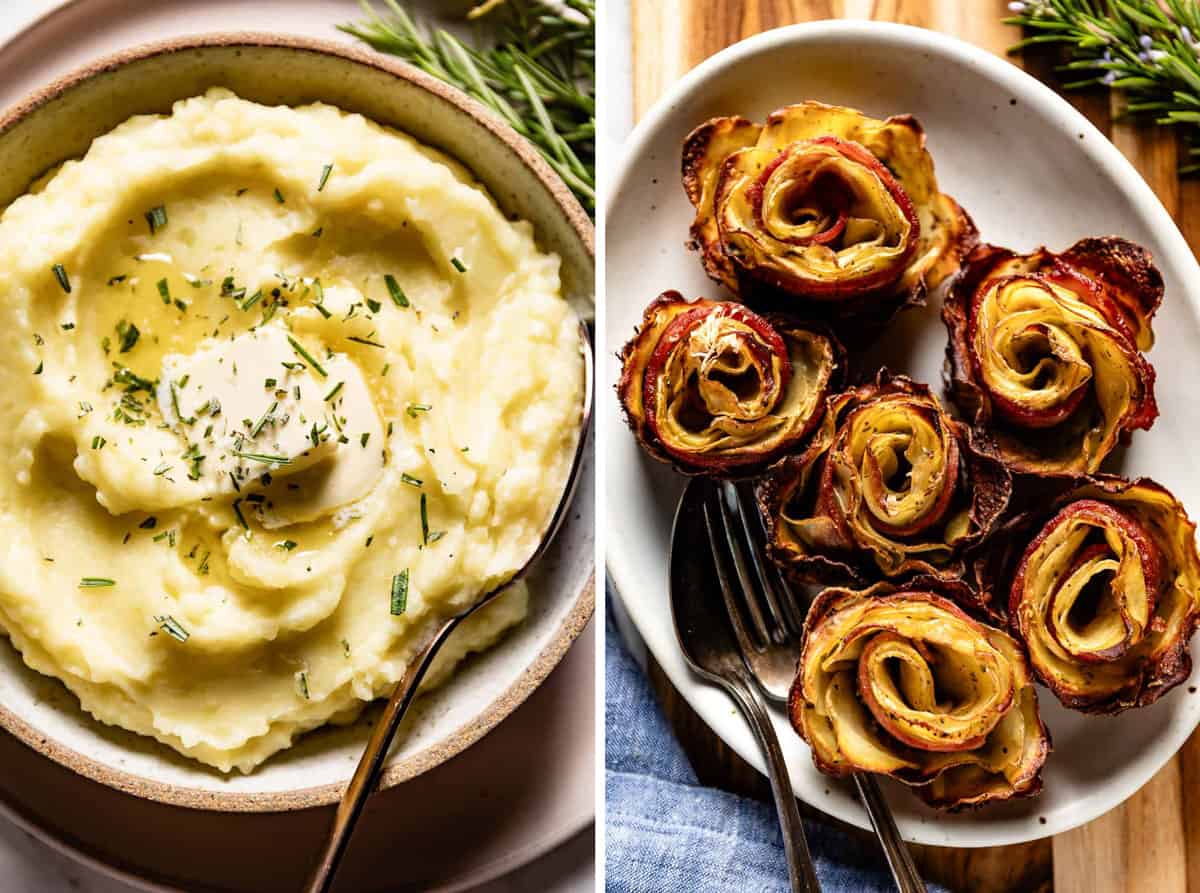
[[305, 322, 592, 893]]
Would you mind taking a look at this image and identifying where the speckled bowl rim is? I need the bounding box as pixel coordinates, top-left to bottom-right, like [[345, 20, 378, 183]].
[[0, 32, 595, 813]]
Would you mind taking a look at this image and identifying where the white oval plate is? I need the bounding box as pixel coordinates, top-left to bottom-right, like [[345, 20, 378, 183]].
[[604, 19, 1200, 848]]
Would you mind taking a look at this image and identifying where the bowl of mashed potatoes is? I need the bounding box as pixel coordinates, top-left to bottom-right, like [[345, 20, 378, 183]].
[[0, 34, 593, 809]]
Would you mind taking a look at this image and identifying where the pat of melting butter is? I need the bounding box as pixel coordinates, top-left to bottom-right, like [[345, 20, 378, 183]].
[[157, 323, 384, 525]]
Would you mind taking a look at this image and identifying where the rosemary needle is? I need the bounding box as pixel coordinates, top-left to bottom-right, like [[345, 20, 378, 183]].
[[341, 0, 595, 211]]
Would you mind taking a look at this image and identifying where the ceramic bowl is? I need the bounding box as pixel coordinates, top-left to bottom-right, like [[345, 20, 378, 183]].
[[606, 20, 1200, 847], [0, 32, 594, 811]]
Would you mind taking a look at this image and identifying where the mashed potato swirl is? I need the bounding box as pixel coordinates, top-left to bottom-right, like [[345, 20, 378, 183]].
[[0, 90, 583, 772]]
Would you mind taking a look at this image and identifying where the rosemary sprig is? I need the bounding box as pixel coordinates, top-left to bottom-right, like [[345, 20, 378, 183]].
[[1006, 0, 1200, 173], [341, 0, 595, 212]]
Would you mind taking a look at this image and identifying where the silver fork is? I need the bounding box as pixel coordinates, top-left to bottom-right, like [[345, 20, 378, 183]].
[[704, 479, 927, 893]]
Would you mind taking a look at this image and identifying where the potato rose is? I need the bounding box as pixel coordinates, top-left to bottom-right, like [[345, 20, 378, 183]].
[[758, 372, 1010, 582], [986, 477, 1200, 714], [618, 291, 844, 476], [682, 101, 976, 326], [943, 238, 1162, 477], [790, 581, 1050, 810]]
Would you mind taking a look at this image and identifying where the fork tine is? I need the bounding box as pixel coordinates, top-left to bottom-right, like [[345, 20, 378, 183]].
[[727, 481, 806, 639], [701, 482, 767, 654], [768, 558, 808, 634], [713, 482, 784, 647]]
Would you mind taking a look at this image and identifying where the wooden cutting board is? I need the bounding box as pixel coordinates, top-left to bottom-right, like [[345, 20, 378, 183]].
[[630, 1, 1200, 891]]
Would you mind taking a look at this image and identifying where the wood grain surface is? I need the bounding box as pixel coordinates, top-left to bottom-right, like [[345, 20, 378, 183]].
[[628, 1, 1200, 890]]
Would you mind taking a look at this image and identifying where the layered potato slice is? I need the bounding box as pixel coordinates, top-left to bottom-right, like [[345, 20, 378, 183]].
[[618, 291, 843, 476], [943, 238, 1162, 476], [683, 101, 976, 327], [791, 582, 1050, 809], [992, 477, 1200, 713], [758, 372, 1010, 583]]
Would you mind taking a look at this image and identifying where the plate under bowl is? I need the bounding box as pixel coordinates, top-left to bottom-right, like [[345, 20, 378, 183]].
[[605, 19, 1200, 847], [0, 32, 595, 811]]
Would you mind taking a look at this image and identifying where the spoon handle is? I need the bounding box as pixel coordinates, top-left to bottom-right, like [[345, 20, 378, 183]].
[[722, 674, 822, 893], [304, 617, 459, 893], [854, 773, 926, 893]]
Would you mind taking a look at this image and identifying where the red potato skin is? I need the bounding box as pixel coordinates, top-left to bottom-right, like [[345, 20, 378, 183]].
[[943, 238, 1161, 476], [980, 476, 1198, 715], [787, 581, 1050, 810], [617, 291, 843, 477]]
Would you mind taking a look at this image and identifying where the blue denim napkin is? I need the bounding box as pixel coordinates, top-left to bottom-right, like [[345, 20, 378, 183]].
[[604, 602, 946, 893]]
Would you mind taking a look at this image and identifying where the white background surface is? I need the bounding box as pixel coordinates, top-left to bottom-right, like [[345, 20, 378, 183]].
[[0, 1, 594, 890]]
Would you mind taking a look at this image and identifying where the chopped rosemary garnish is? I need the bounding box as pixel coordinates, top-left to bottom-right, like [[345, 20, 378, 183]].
[[33, 361, 43, 376], [287, 336, 327, 377], [241, 289, 263, 311], [347, 335, 386, 349], [342, 638, 351, 657], [139, 517, 157, 529], [157, 278, 171, 304], [400, 473, 423, 488], [324, 381, 345, 402], [317, 163, 333, 191], [153, 462, 171, 476], [61, 322, 75, 330], [313, 302, 332, 320], [276, 540, 298, 551], [220, 276, 247, 302], [295, 670, 310, 699], [107, 275, 127, 286], [52, 264, 71, 293], [450, 256, 467, 273], [145, 205, 168, 234], [273, 188, 286, 204], [391, 569, 409, 615], [407, 403, 432, 418], [312, 227, 324, 238], [91, 435, 106, 450], [116, 320, 140, 353], [79, 577, 115, 588], [365, 298, 382, 314], [250, 402, 277, 438], [360, 432, 370, 448], [232, 450, 292, 465], [232, 498, 249, 529], [155, 614, 189, 643], [384, 274, 409, 308], [420, 492, 429, 545]]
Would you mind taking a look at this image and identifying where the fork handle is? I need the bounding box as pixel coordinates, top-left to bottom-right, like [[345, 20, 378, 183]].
[[722, 675, 822, 893], [854, 773, 926, 893]]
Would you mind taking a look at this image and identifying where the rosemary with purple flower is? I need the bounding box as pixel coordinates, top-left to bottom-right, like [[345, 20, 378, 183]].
[[1006, 0, 1200, 173]]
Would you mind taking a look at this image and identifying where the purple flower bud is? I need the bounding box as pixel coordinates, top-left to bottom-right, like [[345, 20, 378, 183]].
[[1102, 71, 1117, 85], [1148, 49, 1168, 62], [1183, 25, 1194, 44], [1140, 34, 1153, 48]]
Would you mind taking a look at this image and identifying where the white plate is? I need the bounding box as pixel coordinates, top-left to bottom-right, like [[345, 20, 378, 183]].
[[604, 19, 1200, 848]]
